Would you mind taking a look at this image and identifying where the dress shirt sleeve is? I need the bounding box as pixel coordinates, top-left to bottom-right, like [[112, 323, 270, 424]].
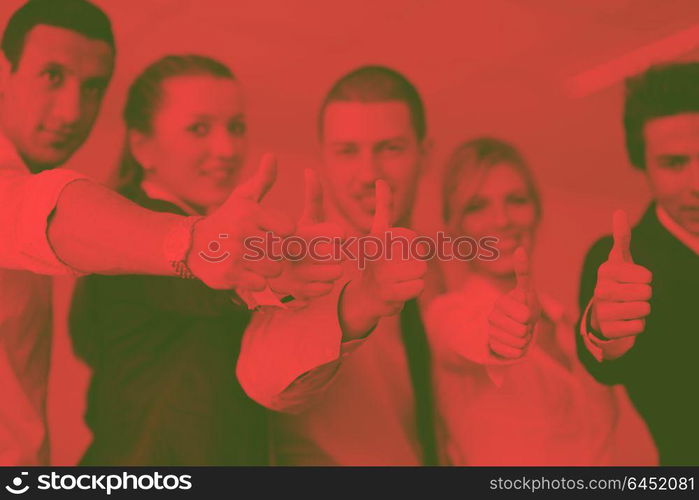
[[576, 236, 638, 386], [579, 299, 636, 362], [236, 280, 368, 413], [0, 168, 87, 275]]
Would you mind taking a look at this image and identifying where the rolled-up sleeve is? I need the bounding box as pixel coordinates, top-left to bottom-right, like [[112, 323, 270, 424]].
[[0, 168, 87, 275], [236, 280, 367, 413]]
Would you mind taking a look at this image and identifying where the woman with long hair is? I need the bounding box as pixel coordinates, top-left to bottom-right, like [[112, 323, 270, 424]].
[[426, 137, 657, 465], [69, 54, 266, 465]]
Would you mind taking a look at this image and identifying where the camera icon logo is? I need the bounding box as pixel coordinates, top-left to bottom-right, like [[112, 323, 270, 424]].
[[5, 472, 29, 495], [199, 233, 231, 263]]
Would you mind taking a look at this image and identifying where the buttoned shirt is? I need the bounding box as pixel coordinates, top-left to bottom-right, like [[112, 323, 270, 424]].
[[0, 131, 85, 465]]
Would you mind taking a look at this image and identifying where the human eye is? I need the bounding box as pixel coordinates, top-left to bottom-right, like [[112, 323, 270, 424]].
[[335, 144, 357, 157], [40, 66, 64, 88], [379, 141, 407, 155], [228, 120, 246, 136], [83, 80, 107, 99], [657, 155, 688, 170], [507, 192, 532, 206], [464, 197, 487, 214], [187, 122, 210, 137]]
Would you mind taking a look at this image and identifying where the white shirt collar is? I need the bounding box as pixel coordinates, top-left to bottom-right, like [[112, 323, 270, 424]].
[[655, 205, 699, 255], [140, 180, 200, 216]]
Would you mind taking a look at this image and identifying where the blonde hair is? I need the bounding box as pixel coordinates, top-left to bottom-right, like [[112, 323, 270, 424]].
[[442, 137, 541, 224]]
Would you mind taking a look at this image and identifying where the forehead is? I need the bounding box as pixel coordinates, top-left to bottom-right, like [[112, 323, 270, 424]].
[[456, 162, 527, 200], [18, 24, 113, 76], [644, 113, 699, 153], [157, 76, 243, 118], [322, 101, 413, 142]]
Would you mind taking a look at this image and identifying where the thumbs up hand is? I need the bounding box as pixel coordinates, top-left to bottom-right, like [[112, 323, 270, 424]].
[[267, 169, 345, 304], [340, 180, 427, 339], [590, 210, 652, 339], [487, 247, 540, 360], [187, 154, 295, 291]]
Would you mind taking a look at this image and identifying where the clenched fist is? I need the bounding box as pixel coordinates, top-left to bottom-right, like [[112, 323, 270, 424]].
[[590, 210, 652, 340], [268, 168, 345, 304], [340, 179, 427, 339], [187, 154, 295, 292], [488, 247, 540, 360]]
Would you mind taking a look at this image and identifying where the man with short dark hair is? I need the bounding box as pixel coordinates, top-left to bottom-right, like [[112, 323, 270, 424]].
[[577, 62, 699, 465], [0, 0, 292, 465], [0, 0, 114, 173], [237, 66, 437, 465]]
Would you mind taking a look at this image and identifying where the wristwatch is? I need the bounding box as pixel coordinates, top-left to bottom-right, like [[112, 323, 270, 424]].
[[163, 216, 204, 279]]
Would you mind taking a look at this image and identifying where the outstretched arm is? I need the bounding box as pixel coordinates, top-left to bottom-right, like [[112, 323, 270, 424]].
[[2, 156, 295, 294], [48, 178, 180, 275]]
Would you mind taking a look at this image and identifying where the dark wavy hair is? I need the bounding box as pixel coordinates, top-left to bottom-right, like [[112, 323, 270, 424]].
[[624, 61, 699, 170], [118, 54, 235, 197], [2, 0, 114, 70]]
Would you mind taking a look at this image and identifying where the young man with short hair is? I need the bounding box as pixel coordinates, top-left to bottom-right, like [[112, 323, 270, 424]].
[[577, 62, 699, 465], [237, 66, 438, 465], [0, 0, 292, 465]]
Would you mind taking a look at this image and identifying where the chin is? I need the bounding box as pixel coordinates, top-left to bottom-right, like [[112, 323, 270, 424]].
[[339, 206, 373, 234], [24, 154, 67, 173], [28, 145, 79, 170], [190, 195, 223, 213], [476, 256, 515, 278]]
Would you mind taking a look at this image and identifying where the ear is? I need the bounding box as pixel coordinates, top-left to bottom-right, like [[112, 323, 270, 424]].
[[128, 129, 155, 172]]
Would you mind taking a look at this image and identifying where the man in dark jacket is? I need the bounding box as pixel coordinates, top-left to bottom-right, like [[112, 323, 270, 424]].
[[577, 62, 699, 465]]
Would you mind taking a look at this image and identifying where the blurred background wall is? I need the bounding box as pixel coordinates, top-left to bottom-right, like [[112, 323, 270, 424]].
[[2, 0, 698, 464]]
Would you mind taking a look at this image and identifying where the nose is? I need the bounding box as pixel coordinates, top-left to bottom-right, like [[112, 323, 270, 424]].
[[51, 82, 81, 127], [355, 150, 381, 187], [211, 127, 241, 160], [492, 201, 511, 228]]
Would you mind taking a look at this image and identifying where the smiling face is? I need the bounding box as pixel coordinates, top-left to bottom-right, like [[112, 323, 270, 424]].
[[130, 75, 246, 212], [449, 162, 539, 277], [0, 24, 113, 171], [319, 100, 425, 234], [643, 113, 699, 236]]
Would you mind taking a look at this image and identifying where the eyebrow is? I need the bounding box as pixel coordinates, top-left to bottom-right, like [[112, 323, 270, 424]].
[[188, 113, 245, 120], [328, 136, 409, 147]]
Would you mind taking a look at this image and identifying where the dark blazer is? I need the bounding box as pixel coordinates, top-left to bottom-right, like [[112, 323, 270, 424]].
[[576, 204, 699, 465], [69, 188, 267, 465]]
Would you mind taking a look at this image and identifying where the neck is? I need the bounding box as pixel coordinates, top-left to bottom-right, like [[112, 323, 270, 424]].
[[141, 177, 207, 216]]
